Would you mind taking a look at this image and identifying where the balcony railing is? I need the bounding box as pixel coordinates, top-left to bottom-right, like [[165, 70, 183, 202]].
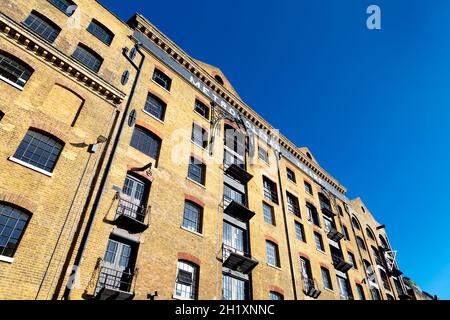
[[115, 197, 149, 233], [94, 265, 135, 300], [223, 150, 253, 183], [332, 255, 353, 273], [326, 227, 344, 242], [302, 277, 321, 299], [222, 243, 258, 274], [224, 199, 255, 221]]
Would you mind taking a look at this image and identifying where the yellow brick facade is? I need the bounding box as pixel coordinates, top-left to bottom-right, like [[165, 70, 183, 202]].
[[0, 0, 408, 301]]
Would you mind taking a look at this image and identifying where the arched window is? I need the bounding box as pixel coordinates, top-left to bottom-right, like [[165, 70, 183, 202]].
[[352, 217, 361, 230], [72, 44, 103, 73], [130, 126, 162, 160], [144, 93, 166, 121], [24, 11, 62, 43], [379, 269, 390, 290], [266, 240, 280, 267], [174, 260, 199, 299], [87, 19, 115, 46], [0, 203, 31, 257], [0, 51, 34, 89], [379, 235, 390, 250], [269, 291, 283, 300], [214, 74, 224, 85], [357, 236, 366, 251], [48, 0, 77, 16], [366, 227, 375, 240], [182, 201, 203, 233], [12, 129, 63, 173]]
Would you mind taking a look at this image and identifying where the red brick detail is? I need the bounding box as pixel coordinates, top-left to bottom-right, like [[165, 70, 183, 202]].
[[30, 119, 69, 143], [319, 263, 330, 270], [177, 252, 201, 266], [224, 118, 240, 130], [269, 285, 284, 296], [190, 153, 205, 164], [355, 279, 362, 285], [126, 165, 154, 183], [0, 191, 37, 214], [299, 252, 310, 260], [265, 235, 279, 245], [185, 194, 205, 208], [193, 120, 210, 133], [135, 119, 164, 139]]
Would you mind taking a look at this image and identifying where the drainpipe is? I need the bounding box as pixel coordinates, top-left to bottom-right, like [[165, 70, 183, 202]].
[[63, 43, 145, 300], [274, 151, 298, 300]]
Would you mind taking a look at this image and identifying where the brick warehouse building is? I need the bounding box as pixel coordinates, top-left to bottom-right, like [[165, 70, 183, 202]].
[[0, 0, 410, 300]]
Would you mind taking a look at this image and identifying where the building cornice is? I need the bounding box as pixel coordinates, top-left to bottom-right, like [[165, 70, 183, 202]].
[[131, 14, 346, 194], [0, 13, 126, 106]]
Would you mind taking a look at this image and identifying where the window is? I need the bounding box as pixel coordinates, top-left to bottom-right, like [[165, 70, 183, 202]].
[[266, 241, 280, 267], [348, 251, 357, 269], [379, 269, 390, 290], [286, 168, 296, 183], [366, 227, 375, 240], [295, 222, 306, 242], [194, 100, 209, 119], [352, 217, 361, 230], [0, 52, 33, 89], [188, 157, 206, 185], [182, 201, 202, 233], [222, 274, 248, 300], [342, 225, 350, 241], [357, 236, 366, 251], [314, 232, 324, 251], [72, 44, 103, 73], [87, 20, 114, 45], [24, 11, 61, 43], [371, 288, 381, 300], [319, 193, 332, 213], [144, 93, 166, 121], [286, 192, 300, 216], [356, 284, 366, 300], [258, 146, 269, 163], [361, 206, 366, 213], [337, 205, 344, 216], [269, 291, 283, 300], [224, 184, 245, 206], [13, 129, 63, 173], [47, 0, 77, 16], [224, 125, 245, 156], [337, 276, 352, 299], [321, 267, 333, 290], [306, 203, 320, 227], [174, 260, 198, 299], [191, 123, 208, 149], [263, 176, 278, 204], [304, 181, 313, 195], [214, 74, 224, 85], [152, 69, 172, 91], [300, 257, 313, 281], [223, 222, 247, 254], [0, 204, 30, 257], [263, 202, 275, 225], [117, 174, 149, 223], [130, 127, 161, 160], [0, 111, 4, 121]]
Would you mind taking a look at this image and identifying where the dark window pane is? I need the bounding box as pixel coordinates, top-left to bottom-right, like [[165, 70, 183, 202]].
[[13, 129, 62, 172], [152, 69, 172, 91], [144, 94, 166, 120], [182, 201, 202, 233], [130, 127, 161, 160], [72, 45, 103, 73], [0, 52, 33, 87], [188, 157, 205, 185], [0, 204, 30, 257], [87, 20, 114, 45], [194, 100, 209, 119], [24, 12, 61, 43], [47, 0, 77, 16]]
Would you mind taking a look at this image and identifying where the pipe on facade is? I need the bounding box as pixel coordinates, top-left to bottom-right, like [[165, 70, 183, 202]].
[[63, 42, 145, 300], [274, 151, 298, 300]]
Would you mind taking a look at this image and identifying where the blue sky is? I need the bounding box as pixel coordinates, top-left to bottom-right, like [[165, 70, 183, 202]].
[[101, 0, 450, 298]]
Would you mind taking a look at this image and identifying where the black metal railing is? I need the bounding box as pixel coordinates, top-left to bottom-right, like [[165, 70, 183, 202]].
[[222, 243, 250, 261], [326, 226, 344, 242], [96, 265, 134, 294], [332, 255, 352, 272], [302, 277, 321, 298], [116, 197, 148, 223], [263, 188, 278, 204], [287, 202, 301, 216]]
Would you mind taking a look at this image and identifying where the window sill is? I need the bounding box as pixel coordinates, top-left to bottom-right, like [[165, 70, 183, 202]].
[[0, 76, 25, 91], [142, 109, 165, 124], [152, 79, 171, 94], [180, 226, 204, 238], [323, 288, 334, 293], [266, 263, 282, 271], [316, 249, 327, 255], [186, 177, 206, 189], [8, 156, 53, 177], [191, 140, 209, 152], [172, 294, 194, 301], [0, 255, 14, 264]]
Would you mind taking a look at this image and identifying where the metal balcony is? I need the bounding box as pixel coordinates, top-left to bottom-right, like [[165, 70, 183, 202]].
[[320, 205, 335, 217], [224, 200, 256, 221], [332, 255, 353, 273], [222, 243, 258, 274], [114, 198, 149, 233], [94, 266, 135, 300], [224, 163, 253, 184], [388, 266, 403, 277], [327, 227, 344, 242], [302, 277, 321, 299]]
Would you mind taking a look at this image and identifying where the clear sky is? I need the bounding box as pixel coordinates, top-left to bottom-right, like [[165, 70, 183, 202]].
[[100, 0, 450, 299]]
